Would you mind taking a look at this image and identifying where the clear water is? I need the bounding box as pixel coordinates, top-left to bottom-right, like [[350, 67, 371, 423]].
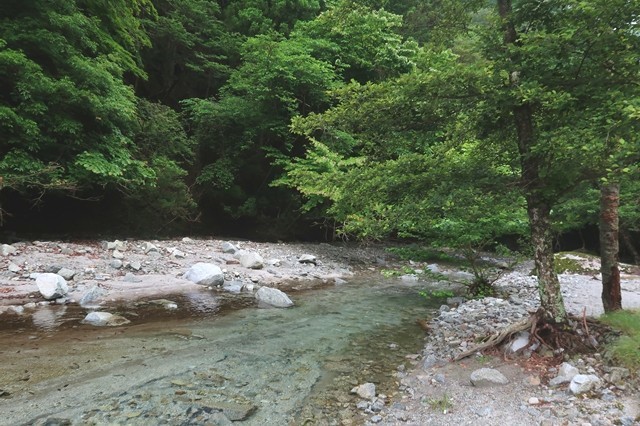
[[0, 276, 437, 425]]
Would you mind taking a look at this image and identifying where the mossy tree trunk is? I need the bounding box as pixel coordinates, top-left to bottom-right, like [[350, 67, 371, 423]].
[[600, 182, 622, 312]]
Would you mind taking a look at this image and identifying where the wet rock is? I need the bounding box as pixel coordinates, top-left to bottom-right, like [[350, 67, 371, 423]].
[[199, 401, 257, 421], [110, 259, 123, 269], [57, 268, 76, 281], [239, 252, 264, 269], [8, 305, 24, 314], [298, 254, 317, 265], [221, 242, 238, 254], [255, 287, 294, 308], [470, 368, 509, 386], [184, 263, 224, 286], [223, 281, 243, 294], [549, 362, 579, 386], [569, 374, 601, 394], [36, 273, 69, 300], [334, 277, 348, 285], [1, 244, 17, 256], [351, 383, 376, 400], [82, 312, 130, 326]]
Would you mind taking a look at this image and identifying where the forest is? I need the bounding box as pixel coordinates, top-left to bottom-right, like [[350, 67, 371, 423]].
[[1, 1, 639, 319]]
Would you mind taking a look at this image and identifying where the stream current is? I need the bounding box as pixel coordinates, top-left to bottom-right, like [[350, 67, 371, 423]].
[[0, 276, 437, 425]]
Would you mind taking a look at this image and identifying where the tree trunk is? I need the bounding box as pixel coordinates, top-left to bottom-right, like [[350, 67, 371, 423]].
[[621, 229, 640, 265], [498, 0, 568, 323], [527, 200, 567, 323], [600, 183, 622, 312]]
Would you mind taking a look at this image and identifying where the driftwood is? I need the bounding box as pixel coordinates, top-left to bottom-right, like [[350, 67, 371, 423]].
[[454, 308, 544, 361]]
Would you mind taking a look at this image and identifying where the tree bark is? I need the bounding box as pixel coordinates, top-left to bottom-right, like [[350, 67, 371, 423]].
[[497, 0, 568, 323], [600, 183, 622, 312]]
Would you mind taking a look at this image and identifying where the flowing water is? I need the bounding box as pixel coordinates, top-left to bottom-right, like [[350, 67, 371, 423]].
[[0, 276, 438, 425]]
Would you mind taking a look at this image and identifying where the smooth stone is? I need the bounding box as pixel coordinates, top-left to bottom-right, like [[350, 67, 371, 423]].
[[470, 368, 509, 386], [57, 268, 76, 280], [110, 259, 123, 269], [298, 254, 317, 265], [221, 242, 238, 254], [36, 273, 69, 300], [507, 331, 530, 353], [184, 263, 224, 286], [8, 262, 20, 273], [351, 383, 376, 400], [239, 252, 264, 269], [1, 244, 17, 256], [82, 312, 130, 326], [255, 287, 294, 308]]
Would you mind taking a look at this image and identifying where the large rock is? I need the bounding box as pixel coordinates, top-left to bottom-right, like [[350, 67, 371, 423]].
[[82, 312, 130, 326], [36, 273, 69, 300], [506, 331, 530, 353], [240, 252, 264, 269], [351, 383, 376, 400], [470, 368, 509, 386], [569, 374, 601, 394], [1, 244, 17, 256], [184, 263, 224, 286], [255, 287, 294, 308]]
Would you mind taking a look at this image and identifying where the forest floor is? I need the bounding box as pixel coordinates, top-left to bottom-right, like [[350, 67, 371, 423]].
[[0, 238, 639, 425]]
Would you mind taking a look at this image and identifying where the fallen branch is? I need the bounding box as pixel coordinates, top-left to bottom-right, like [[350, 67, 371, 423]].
[[454, 308, 544, 361]]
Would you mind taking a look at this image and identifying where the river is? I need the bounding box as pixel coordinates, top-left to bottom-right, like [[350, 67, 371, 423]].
[[0, 276, 437, 425]]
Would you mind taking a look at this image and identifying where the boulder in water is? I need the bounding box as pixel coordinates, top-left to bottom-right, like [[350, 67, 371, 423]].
[[255, 287, 293, 308]]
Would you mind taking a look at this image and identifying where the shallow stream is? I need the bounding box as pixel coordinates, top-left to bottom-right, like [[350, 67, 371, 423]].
[[0, 276, 438, 425]]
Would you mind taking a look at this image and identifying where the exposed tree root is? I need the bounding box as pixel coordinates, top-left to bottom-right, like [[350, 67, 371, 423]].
[[454, 308, 605, 361]]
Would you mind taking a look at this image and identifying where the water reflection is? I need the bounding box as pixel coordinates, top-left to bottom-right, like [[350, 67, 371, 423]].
[[31, 305, 67, 332]]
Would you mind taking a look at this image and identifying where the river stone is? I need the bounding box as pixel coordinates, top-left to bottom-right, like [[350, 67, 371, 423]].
[[8, 262, 20, 273], [112, 250, 125, 259], [57, 268, 76, 280], [569, 374, 601, 394], [36, 273, 69, 300], [351, 383, 376, 400], [223, 281, 243, 294], [549, 362, 579, 386], [199, 401, 257, 421], [1, 244, 17, 256], [184, 263, 224, 286], [298, 254, 317, 265], [239, 252, 264, 269], [470, 368, 509, 386], [255, 287, 294, 308], [221, 242, 238, 254], [110, 259, 123, 269], [82, 312, 130, 326]]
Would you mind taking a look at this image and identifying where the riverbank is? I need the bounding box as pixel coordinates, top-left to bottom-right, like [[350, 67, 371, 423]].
[[1, 239, 639, 425]]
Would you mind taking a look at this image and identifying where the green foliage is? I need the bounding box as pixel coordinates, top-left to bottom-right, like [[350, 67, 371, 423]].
[[425, 393, 453, 413], [139, 0, 239, 104], [0, 1, 155, 193], [387, 246, 458, 264], [600, 310, 640, 370]]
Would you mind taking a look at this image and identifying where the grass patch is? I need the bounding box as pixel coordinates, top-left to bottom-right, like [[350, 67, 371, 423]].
[[426, 394, 453, 413], [386, 245, 461, 264], [600, 310, 640, 370]]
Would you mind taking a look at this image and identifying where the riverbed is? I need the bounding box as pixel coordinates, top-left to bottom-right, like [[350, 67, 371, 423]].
[[0, 276, 437, 425]]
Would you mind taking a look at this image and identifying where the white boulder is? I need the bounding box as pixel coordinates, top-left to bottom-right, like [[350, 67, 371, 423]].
[[255, 287, 294, 308], [36, 273, 69, 300], [184, 263, 224, 286], [240, 252, 264, 269]]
